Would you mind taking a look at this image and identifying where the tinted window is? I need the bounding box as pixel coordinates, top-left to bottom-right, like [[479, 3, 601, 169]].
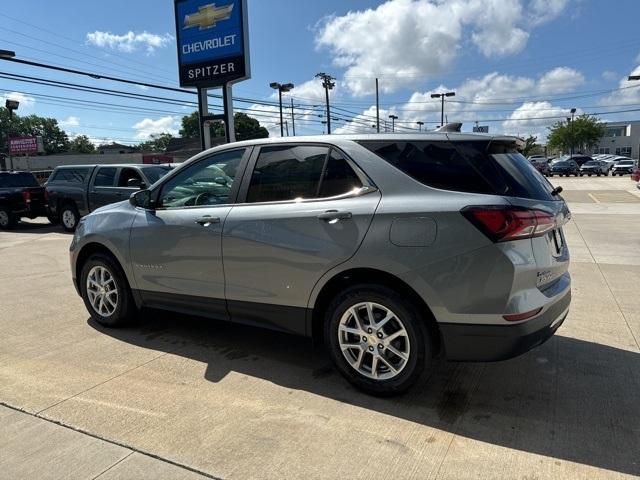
[[318, 149, 363, 197], [49, 168, 90, 184], [246, 145, 328, 203], [358, 141, 495, 194], [159, 149, 244, 208], [0, 172, 39, 188], [94, 167, 117, 187], [142, 166, 172, 184], [118, 168, 142, 187], [359, 140, 556, 201]]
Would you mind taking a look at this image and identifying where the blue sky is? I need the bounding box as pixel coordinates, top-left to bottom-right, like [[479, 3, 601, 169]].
[[2, 0, 640, 144]]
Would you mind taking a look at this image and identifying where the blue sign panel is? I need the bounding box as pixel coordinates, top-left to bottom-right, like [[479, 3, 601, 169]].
[[174, 0, 250, 88]]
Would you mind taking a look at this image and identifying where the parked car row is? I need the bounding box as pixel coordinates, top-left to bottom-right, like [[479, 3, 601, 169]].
[[527, 154, 638, 177], [0, 164, 173, 230]]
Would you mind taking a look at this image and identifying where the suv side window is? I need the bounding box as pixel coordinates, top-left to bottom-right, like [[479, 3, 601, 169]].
[[246, 145, 328, 203], [318, 149, 363, 197], [118, 168, 143, 187], [94, 167, 117, 187], [358, 141, 495, 194], [158, 149, 245, 208]]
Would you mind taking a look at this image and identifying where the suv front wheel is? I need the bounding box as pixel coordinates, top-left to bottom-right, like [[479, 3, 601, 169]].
[[80, 253, 136, 327], [326, 285, 432, 396]]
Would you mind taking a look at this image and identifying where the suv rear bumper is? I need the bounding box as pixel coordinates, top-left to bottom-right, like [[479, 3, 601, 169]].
[[439, 289, 570, 361]]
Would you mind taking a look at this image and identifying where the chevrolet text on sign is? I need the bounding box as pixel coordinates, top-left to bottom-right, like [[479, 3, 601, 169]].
[[174, 0, 250, 88]]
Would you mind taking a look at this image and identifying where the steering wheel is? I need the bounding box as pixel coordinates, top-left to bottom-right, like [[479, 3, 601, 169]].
[[194, 192, 219, 205]]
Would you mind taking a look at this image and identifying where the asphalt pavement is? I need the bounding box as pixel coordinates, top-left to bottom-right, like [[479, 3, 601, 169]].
[[1, 176, 639, 479]]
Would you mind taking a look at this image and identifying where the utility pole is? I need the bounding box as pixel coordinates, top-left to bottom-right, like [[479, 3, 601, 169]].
[[284, 121, 289, 136], [416, 121, 424, 132], [290, 98, 296, 136], [375, 77, 380, 133], [316, 72, 335, 134], [430, 91, 455, 127], [570, 107, 576, 155], [388, 114, 398, 132], [270, 82, 294, 137], [4, 99, 19, 171]]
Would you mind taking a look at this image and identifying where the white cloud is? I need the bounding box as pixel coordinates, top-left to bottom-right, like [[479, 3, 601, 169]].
[[602, 70, 618, 82], [537, 67, 584, 94], [530, 0, 570, 25], [132, 116, 180, 140], [315, 0, 571, 95], [599, 63, 640, 109], [59, 116, 80, 128], [502, 101, 580, 141], [1, 92, 35, 109], [336, 67, 584, 137], [86, 31, 174, 54]]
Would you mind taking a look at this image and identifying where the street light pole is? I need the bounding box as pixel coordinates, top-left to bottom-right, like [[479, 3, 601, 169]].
[[416, 121, 424, 132], [430, 91, 455, 127], [570, 107, 576, 155], [270, 82, 294, 137], [388, 114, 398, 132], [290, 98, 296, 136], [316, 73, 335, 134]]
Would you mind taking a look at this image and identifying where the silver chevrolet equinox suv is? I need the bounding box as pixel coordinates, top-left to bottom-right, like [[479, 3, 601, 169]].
[[70, 133, 571, 395]]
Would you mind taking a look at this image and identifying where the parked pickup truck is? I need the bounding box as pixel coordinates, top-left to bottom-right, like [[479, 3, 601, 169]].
[[46, 164, 172, 231], [0, 171, 49, 229]]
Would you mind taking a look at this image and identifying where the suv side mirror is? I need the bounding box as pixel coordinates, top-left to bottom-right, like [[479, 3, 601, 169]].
[[130, 189, 152, 209]]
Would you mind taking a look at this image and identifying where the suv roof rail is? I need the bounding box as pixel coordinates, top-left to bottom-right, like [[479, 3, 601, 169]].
[[434, 122, 462, 132]]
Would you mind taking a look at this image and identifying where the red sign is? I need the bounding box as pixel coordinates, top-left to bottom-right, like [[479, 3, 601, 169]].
[[9, 136, 38, 155]]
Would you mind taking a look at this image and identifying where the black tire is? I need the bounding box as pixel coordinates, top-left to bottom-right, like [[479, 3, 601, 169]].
[[0, 207, 16, 230], [60, 203, 80, 232], [548, 173, 554, 177], [325, 284, 432, 396], [80, 253, 137, 327], [579, 173, 584, 176]]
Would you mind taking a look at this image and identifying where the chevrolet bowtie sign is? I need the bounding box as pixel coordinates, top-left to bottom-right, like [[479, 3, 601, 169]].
[[174, 0, 250, 88]]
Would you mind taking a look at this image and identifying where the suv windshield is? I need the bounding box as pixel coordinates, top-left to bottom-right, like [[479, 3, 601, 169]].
[[358, 140, 557, 201], [618, 160, 634, 165], [583, 161, 598, 166], [0, 172, 39, 188]]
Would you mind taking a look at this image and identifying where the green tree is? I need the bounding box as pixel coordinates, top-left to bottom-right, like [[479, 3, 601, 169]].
[[179, 111, 199, 138], [179, 111, 269, 141], [0, 108, 69, 154], [521, 135, 543, 157], [69, 135, 96, 153], [547, 115, 605, 154], [137, 133, 174, 152]]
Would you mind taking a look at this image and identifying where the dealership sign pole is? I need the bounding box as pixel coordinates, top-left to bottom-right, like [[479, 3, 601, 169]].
[[174, 0, 250, 148]]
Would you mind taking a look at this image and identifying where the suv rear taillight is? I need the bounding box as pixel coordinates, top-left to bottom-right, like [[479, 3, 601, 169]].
[[22, 190, 31, 203], [462, 206, 555, 242], [44, 189, 49, 202]]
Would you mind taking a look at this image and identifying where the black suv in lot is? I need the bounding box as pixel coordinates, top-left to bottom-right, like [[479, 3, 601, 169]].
[[46, 164, 172, 231], [0, 171, 48, 229], [548, 159, 580, 177]]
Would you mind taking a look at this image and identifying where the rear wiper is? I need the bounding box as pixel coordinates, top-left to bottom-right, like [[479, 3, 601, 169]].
[[551, 186, 563, 196]]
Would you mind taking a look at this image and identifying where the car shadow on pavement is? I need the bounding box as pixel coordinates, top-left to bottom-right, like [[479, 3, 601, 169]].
[[89, 311, 640, 477], [5, 220, 68, 234]]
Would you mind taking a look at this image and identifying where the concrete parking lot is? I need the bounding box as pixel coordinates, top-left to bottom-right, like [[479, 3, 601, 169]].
[[1, 176, 639, 479]]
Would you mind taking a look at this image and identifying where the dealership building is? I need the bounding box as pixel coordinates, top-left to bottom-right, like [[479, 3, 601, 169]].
[[592, 120, 640, 159]]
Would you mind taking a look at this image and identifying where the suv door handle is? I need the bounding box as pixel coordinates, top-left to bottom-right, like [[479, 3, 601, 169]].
[[195, 215, 220, 226], [317, 210, 352, 222]]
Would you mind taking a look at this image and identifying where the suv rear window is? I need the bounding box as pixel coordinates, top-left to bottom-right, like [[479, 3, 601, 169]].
[[49, 168, 91, 184], [0, 172, 39, 188], [358, 140, 557, 201]]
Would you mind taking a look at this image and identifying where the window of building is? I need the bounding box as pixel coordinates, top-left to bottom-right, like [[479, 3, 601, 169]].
[[605, 127, 626, 137], [615, 146, 632, 156]]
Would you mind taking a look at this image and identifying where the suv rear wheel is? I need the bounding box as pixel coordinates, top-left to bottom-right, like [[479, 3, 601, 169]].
[[0, 207, 16, 230], [80, 253, 136, 327], [60, 204, 80, 232], [326, 285, 431, 395]]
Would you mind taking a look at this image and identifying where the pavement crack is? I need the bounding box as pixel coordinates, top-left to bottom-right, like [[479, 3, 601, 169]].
[[91, 451, 134, 480], [0, 402, 223, 480]]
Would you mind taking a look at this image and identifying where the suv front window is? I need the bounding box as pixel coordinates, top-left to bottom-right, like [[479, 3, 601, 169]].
[[158, 149, 244, 208]]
